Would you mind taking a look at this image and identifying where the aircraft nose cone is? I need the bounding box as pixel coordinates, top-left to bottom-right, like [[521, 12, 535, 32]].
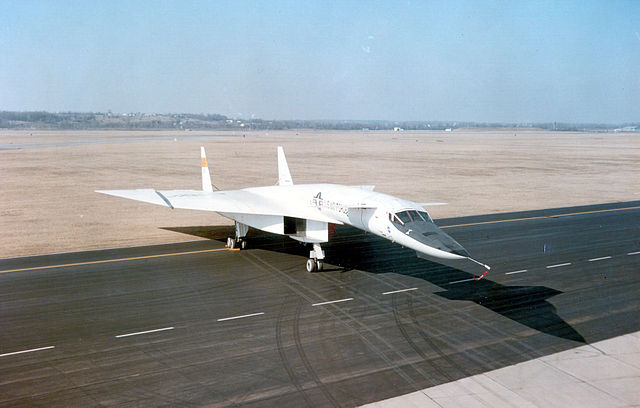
[[423, 230, 469, 256], [450, 247, 470, 257], [404, 222, 470, 256]]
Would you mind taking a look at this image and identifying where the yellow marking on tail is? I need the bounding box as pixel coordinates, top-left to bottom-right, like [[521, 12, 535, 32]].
[[201, 157, 208, 167]]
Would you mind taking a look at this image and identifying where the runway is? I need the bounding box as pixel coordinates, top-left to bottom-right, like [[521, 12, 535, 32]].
[[1, 201, 639, 407]]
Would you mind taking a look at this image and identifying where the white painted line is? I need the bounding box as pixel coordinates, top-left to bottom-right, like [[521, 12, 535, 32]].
[[546, 262, 572, 269], [382, 288, 418, 295], [505, 269, 528, 275], [115, 327, 174, 338], [588, 256, 612, 262], [217, 312, 264, 322], [448, 278, 475, 285], [0, 346, 55, 358], [627, 251, 640, 256], [312, 298, 354, 307]]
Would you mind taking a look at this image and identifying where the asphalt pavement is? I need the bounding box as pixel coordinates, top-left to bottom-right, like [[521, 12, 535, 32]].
[[1, 201, 639, 407]]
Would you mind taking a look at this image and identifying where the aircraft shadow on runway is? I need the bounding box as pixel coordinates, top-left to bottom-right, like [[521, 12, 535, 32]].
[[162, 225, 586, 343]]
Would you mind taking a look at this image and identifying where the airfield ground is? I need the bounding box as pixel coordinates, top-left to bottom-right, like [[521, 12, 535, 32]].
[[1, 129, 639, 407], [0, 128, 638, 258]]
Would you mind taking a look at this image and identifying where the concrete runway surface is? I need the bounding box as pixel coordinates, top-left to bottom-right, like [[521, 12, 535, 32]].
[[1, 201, 639, 407]]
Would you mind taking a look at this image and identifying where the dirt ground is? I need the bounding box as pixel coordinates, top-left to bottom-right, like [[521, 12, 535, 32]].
[[1, 129, 638, 258]]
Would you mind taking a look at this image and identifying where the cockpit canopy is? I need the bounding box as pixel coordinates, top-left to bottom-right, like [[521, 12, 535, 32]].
[[389, 209, 432, 225], [388, 208, 470, 257]]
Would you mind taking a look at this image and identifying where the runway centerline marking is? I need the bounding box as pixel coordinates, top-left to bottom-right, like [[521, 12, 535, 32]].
[[0, 248, 229, 274], [441, 205, 640, 229], [448, 278, 475, 284], [217, 312, 264, 322], [312, 298, 354, 307], [115, 327, 175, 338], [588, 256, 612, 262], [505, 269, 528, 275], [546, 262, 572, 269], [628, 251, 640, 256], [382, 288, 418, 295], [0, 346, 55, 358]]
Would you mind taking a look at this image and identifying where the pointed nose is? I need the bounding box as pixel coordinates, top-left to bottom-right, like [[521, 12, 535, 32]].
[[412, 223, 470, 257]]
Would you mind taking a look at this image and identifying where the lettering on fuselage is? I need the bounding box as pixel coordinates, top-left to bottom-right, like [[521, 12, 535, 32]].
[[311, 192, 349, 215]]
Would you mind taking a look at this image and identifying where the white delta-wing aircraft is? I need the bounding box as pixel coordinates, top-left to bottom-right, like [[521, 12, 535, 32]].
[[97, 147, 489, 277]]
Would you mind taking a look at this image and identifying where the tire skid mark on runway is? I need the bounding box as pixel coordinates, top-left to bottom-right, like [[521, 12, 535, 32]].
[[381, 275, 514, 376], [135, 339, 225, 407], [275, 301, 313, 406], [378, 281, 514, 406], [293, 299, 340, 407], [390, 294, 441, 387], [313, 270, 436, 385], [406, 297, 515, 407], [243, 252, 423, 391], [355, 270, 544, 361]]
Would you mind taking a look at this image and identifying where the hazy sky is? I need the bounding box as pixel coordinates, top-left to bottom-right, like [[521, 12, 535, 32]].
[[1, 1, 638, 122]]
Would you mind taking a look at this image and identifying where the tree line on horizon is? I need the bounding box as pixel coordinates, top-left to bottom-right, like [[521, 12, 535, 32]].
[[0, 111, 636, 132]]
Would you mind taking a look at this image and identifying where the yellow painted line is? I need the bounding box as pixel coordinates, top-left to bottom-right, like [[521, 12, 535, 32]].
[[3, 205, 638, 274], [0, 248, 229, 274], [440, 205, 640, 229]]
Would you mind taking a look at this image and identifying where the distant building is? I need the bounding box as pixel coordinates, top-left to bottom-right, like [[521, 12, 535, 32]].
[[614, 126, 638, 132]]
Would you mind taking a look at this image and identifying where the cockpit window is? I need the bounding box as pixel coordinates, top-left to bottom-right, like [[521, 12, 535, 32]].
[[389, 212, 403, 225], [418, 211, 432, 222], [397, 211, 411, 224], [407, 210, 422, 222], [391, 210, 432, 226]]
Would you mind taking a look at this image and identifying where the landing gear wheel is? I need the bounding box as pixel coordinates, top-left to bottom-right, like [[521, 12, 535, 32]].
[[316, 261, 324, 271], [306, 259, 317, 272], [227, 237, 236, 249], [241, 240, 247, 250]]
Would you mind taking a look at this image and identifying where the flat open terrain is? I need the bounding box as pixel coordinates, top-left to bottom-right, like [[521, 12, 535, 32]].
[[1, 129, 639, 407], [1, 129, 638, 258]]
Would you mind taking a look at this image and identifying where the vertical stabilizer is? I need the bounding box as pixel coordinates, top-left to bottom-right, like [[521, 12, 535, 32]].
[[201, 147, 213, 192], [277, 146, 293, 185]]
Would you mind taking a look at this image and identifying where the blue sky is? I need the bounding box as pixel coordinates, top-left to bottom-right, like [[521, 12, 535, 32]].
[[1, 0, 638, 122]]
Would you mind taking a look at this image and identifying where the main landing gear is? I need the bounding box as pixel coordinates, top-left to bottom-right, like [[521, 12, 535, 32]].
[[226, 236, 247, 250], [306, 243, 325, 272], [227, 222, 248, 250]]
